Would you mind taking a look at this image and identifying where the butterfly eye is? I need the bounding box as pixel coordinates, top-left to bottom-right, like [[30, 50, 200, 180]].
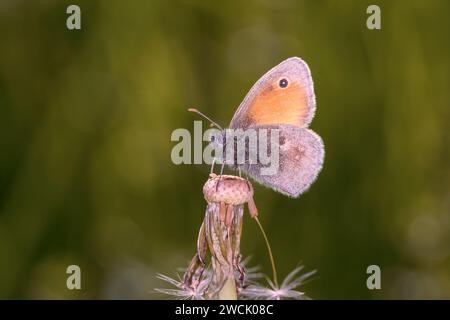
[[279, 78, 289, 88]]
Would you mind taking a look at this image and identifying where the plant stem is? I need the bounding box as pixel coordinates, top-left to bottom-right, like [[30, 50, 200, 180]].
[[218, 277, 237, 300], [254, 216, 279, 288]]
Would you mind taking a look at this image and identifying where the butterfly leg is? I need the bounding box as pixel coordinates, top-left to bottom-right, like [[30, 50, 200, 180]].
[[210, 157, 216, 174], [243, 171, 252, 192], [215, 161, 226, 191]]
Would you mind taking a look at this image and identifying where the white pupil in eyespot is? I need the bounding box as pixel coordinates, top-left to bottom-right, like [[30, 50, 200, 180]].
[[279, 79, 288, 88]]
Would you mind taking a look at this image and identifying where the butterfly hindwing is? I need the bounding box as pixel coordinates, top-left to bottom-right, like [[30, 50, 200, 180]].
[[235, 124, 324, 198]]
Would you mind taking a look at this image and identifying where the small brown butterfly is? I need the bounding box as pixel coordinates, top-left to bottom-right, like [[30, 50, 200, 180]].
[[193, 57, 324, 198]]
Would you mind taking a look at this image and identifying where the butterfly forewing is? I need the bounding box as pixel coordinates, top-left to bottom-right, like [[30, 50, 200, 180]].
[[230, 57, 316, 130]]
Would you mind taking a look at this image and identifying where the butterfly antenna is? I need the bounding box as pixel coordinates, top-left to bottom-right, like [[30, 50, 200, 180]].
[[188, 108, 223, 130]]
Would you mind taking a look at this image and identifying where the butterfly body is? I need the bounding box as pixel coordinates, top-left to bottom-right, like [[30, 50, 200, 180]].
[[212, 57, 324, 198]]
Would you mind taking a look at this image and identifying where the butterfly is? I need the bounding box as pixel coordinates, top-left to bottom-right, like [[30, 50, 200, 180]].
[[192, 57, 324, 198]]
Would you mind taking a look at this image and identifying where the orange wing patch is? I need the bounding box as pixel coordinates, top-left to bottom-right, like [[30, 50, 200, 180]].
[[248, 82, 309, 127]]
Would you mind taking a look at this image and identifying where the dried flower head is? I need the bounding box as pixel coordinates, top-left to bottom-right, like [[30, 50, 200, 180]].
[[155, 173, 316, 300]]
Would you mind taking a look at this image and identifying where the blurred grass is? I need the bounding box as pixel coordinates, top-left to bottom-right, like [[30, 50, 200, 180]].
[[0, 0, 449, 299]]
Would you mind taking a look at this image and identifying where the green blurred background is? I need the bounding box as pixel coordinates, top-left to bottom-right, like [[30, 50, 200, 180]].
[[0, 0, 449, 299]]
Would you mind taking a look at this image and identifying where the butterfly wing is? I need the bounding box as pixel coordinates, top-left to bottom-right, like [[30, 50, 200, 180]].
[[236, 124, 324, 198], [229, 57, 316, 130]]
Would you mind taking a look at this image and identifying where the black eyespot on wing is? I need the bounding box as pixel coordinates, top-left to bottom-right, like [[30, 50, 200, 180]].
[[279, 78, 288, 88]]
